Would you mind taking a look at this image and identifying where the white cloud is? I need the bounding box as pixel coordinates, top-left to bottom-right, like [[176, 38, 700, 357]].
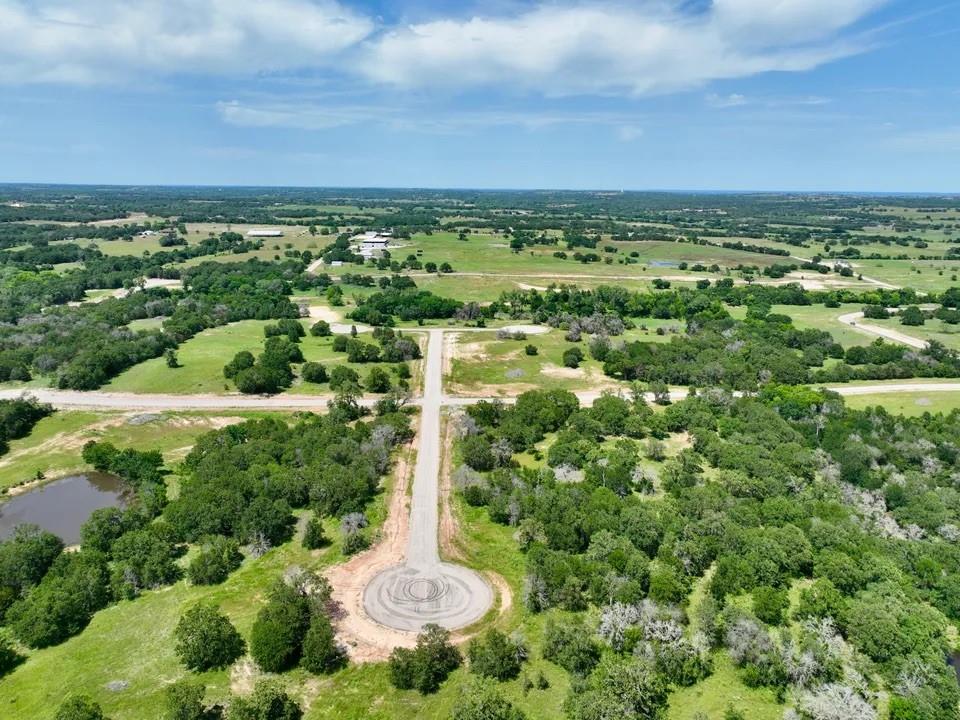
[[0, 0, 373, 83], [217, 99, 647, 135], [359, 0, 887, 95], [707, 93, 749, 108], [0, 0, 888, 95]]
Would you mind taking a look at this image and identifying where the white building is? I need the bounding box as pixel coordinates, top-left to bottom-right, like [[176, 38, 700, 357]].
[[246, 228, 284, 238], [352, 230, 392, 258], [138, 230, 157, 237]]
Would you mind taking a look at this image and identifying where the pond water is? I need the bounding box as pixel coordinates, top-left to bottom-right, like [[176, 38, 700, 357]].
[[0, 473, 131, 545], [649, 260, 678, 268]]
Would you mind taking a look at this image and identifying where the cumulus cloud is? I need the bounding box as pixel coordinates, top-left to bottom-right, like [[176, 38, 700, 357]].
[[359, 0, 887, 95], [0, 0, 373, 83], [0, 0, 887, 94]]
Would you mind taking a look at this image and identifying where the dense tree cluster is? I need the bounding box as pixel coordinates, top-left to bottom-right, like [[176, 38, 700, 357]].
[[349, 288, 462, 325], [0, 396, 53, 455], [456, 387, 960, 719]]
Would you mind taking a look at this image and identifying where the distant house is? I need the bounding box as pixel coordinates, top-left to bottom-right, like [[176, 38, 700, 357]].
[[352, 230, 392, 258], [138, 230, 157, 237], [246, 229, 284, 238]]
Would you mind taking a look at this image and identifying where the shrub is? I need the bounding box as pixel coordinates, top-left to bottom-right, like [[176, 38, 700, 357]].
[[302, 517, 328, 549], [562, 347, 583, 369], [752, 586, 789, 625], [300, 613, 347, 674], [54, 695, 109, 720], [342, 530, 370, 556], [301, 362, 328, 384], [187, 536, 243, 586], [229, 681, 302, 720], [452, 677, 527, 720], [524, 344, 538, 356], [0, 635, 23, 677], [365, 367, 392, 393], [468, 629, 526, 681], [328, 365, 360, 390], [165, 679, 212, 720], [310, 320, 332, 336], [174, 604, 245, 671], [249, 583, 311, 673], [389, 624, 462, 694], [542, 617, 600, 676]]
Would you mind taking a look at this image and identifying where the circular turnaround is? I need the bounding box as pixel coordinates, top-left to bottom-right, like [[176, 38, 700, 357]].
[[363, 562, 494, 633]]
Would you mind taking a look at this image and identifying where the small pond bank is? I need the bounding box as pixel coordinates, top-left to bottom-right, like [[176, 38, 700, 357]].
[[0, 472, 130, 544]]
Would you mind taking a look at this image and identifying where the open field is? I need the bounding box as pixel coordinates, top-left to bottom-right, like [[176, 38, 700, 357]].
[[859, 313, 960, 351], [105, 319, 414, 395], [853, 259, 960, 293], [0, 410, 273, 491], [447, 324, 681, 396], [842, 390, 960, 415]]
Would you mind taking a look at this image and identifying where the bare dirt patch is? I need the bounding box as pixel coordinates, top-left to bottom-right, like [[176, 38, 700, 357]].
[[325, 438, 419, 660]]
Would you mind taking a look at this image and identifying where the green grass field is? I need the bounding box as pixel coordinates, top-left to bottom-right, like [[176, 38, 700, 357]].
[[106, 319, 413, 395], [0, 411, 277, 491], [447, 325, 680, 395], [842, 391, 960, 416], [860, 314, 960, 351], [855, 259, 960, 293], [0, 508, 385, 719]]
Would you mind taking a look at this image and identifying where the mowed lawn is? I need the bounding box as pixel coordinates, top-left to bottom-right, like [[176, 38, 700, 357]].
[[842, 390, 960, 416], [106, 319, 416, 395]]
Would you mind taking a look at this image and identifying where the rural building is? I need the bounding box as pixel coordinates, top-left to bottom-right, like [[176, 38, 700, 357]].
[[137, 230, 157, 237], [352, 230, 392, 258], [246, 228, 284, 238]]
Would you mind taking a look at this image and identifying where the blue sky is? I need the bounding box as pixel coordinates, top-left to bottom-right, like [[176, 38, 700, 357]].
[[0, 0, 958, 191]]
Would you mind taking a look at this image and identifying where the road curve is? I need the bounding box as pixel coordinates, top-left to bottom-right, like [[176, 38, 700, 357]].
[[837, 311, 927, 349]]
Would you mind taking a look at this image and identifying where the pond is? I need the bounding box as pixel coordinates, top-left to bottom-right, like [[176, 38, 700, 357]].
[[0, 473, 131, 545], [649, 260, 678, 268]]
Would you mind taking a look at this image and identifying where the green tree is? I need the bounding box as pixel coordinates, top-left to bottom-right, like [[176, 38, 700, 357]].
[[165, 679, 214, 720], [300, 613, 346, 674], [55, 695, 109, 720], [174, 604, 245, 671], [187, 535, 243, 586], [249, 583, 310, 672], [565, 657, 668, 720], [452, 678, 527, 720], [228, 681, 302, 720], [309, 320, 332, 337], [388, 624, 462, 694], [301, 362, 328, 384], [365, 367, 392, 393], [467, 629, 526, 681], [302, 517, 328, 550], [326, 285, 344, 307], [0, 634, 24, 677]]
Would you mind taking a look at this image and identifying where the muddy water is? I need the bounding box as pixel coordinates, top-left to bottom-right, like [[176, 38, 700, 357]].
[[0, 472, 130, 544]]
